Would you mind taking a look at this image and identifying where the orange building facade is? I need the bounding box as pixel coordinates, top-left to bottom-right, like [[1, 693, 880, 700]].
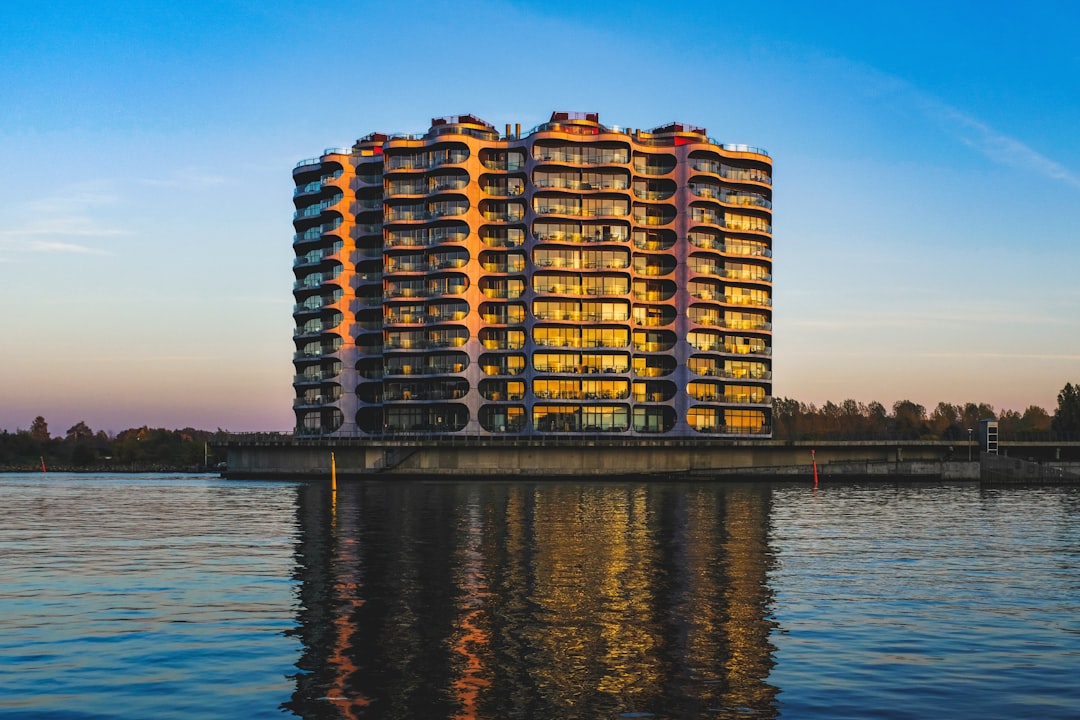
[[292, 112, 772, 438]]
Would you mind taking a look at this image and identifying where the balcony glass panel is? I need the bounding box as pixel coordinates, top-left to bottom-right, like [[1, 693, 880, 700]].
[[533, 379, 629, 401], [533, 145, 629, 165], [533, 222, 629, 244], [385, 405, 468, 433], [533, 170, 630, 191], [479, 379, 527, 402], [479, 353, 526, 376], [532, 352, 629, 374], [631, 380, 677, 403], [532, 299, 629, 323], [479, 405, 527, 433], [480, 226, 525, 248], [385, 146, 469, 171], [534, 247, 629, 270], [533, 404, 629, 432]]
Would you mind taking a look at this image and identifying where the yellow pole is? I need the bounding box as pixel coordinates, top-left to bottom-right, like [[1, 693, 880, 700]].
[[331, 451, 337, 491]]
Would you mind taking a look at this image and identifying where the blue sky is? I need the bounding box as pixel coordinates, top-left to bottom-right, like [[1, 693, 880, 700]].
[[1, 0, 1078, 433]]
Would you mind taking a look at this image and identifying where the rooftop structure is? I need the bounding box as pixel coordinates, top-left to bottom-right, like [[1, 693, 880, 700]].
[[291, 112, 773, 438]]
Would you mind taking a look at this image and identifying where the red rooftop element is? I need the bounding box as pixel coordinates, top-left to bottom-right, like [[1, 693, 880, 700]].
[[649, 121, 707, 136], [550, 111, 600, 123], [431, 114, 493, 128]]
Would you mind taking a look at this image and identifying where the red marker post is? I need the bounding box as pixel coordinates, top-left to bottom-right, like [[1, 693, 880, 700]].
[[811, 449, 818, 488]]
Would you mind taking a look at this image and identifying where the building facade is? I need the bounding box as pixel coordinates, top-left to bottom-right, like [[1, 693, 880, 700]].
[[292, 112, 772, 438]]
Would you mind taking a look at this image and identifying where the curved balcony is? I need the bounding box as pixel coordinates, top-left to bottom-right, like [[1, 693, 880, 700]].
[[631, 353, 676, 378], [533, 171, 630, 192], [479, 406, 528, 433], [294, 180, 322, 197], [481, 207, 527, 223], [384, 146, 469, 172], [479, 277, 526, 300], [532, 380, 630, 401], [631, 153, 676, 176], [531, 351, 631, 375], [479, 328, 526, 351], [533, 223, 630, 245], [385, 225, 468, 249], [384, 201, 468, 223], [630, 377, 676, 402], [533, 145, 630, 166], [293, 219, 343, 246], [632, 205, 676, 226], [293, 241, 344, 268], [385, 352, 469, 377], [533, 199, 629, 218], [631, 179, 677, 201], [632, 329, 677, 353], [631, 229, 676, 252], [631, 279, 677, 303], [383, 378, 470, 402], [632, 254, 676, 276], [479, 250, 526, 274], [480, 226, 526, 248], [479, 175, 526, 197], [632, 305, 677, 327], [533, 404, 630, 433], [384, 404, 468, 434], [479, 352, 527, 377], [688, 183, 772, 209], [479, 301, 527, 325], [293, 391, 342, 408], [479, 379, 527, 402], [480, 149, 527, 172]]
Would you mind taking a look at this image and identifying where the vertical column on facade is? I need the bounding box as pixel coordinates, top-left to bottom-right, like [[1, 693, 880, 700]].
[[629, 134, 680, 436], [350, 140, 387, 435], [475, 134, 529, 435]]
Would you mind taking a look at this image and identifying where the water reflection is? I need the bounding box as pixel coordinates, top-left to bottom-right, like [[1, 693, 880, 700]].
[[285, 482, 778, 719]]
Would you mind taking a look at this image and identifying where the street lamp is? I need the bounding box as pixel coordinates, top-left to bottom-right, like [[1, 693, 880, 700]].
[[967, 428, 974, 461]]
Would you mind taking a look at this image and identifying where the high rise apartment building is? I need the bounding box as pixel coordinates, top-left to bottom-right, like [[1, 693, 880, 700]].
[[292, 112, 772, 438]]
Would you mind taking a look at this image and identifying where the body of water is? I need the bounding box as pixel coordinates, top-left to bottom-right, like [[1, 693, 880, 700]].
[[1, 473, 1077, 719]]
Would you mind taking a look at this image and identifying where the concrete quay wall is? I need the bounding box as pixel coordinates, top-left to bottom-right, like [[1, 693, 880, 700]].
[[223, 440, 1007, 480]]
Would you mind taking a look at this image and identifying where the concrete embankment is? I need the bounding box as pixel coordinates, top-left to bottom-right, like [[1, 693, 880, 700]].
[[217, 438, 1080, 481]]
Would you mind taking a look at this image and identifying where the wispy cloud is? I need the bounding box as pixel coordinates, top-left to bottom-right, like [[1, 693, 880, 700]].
[[28, 190, 121, 215], [788, 307, 1070, 332], [0, 216, 130, 239], [28, 240, 112, 255], [0, 181, 128, 256], [834, 56, 1080, 191], [929, 103, 1080, 190], [917, 351, 1080, 361]]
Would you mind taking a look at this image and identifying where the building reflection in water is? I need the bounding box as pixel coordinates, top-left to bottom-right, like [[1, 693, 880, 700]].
[[284, 481, 778, 719]]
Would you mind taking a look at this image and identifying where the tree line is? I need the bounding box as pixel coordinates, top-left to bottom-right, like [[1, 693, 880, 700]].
[[2, 382, 1078, 469], [772, 382, 1080, 442], [0, 417, 228, 471]]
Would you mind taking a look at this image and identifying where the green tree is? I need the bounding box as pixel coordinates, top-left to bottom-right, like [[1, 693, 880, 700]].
[[930, 402, 961, 439], [1019, 405, 1051, 433], [892, 400, 928, 439], [771, 397, 803, 440], [65, 421, 94, 441], [1052, 382, 1080, 436], [29, 416, 50, 441]]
